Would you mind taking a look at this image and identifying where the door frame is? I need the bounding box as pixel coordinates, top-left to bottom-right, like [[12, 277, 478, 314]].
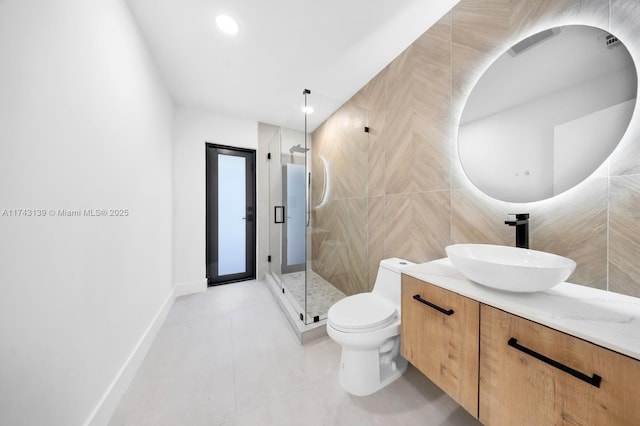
[[205, 143, 256, 286]]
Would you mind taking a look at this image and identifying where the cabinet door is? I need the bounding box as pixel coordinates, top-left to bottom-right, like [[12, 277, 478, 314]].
[[480, 304, 640, 426], [401, 274, 480, 417]]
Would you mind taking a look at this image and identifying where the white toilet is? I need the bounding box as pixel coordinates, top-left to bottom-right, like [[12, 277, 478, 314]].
[[326, 257, 415, 396]]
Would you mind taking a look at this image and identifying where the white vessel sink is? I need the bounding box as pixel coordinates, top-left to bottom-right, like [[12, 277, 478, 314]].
[[445, 244, 576, 293]]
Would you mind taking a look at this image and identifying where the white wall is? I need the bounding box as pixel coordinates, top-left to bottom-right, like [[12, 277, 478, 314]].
[[173, 107, 257, 288], [0, 1, 174, 425]]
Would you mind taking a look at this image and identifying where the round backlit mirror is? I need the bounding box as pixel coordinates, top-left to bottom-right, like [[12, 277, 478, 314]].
[[458, 25, 637, 203]]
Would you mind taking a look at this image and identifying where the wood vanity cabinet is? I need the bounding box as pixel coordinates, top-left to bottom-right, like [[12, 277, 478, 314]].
[[401, 274, 480, 417], [479, 304, 640, 426]]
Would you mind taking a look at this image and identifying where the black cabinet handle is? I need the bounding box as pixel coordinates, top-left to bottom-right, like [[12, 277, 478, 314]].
[[412, 294, 454, 316], [508, 337, 602, 388]]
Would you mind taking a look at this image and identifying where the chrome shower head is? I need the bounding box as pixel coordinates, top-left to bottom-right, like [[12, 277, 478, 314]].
[[289, 144, 309, 154]]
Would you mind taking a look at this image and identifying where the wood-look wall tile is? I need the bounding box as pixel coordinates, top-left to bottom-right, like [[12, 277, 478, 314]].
[[611, 0, 640, 45], [310, 209, 329, 277], [384, 191, 451, 263], [366, 69, 388, 198], [347, 81, 370, 112], [311, 103, 368, 201], [367, 196, 385, 290], [383, 17, 451, 195], [609, 176, 640, 297], [611, 0, 640, 44], [610, 0, 640, 177], [453, 0, 607, 53], [528, 178, 608, 289], [451, 188, 514, 246], [311, 198, 368, 296]]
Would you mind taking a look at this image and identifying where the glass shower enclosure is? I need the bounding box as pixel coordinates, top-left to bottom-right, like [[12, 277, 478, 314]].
[[268, 89, 369, 327], [268, 125, 310, 321]]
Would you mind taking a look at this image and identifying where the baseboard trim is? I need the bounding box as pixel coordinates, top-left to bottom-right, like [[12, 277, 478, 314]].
[[84, 288, 175, 426], [174, 279, 207, 297]]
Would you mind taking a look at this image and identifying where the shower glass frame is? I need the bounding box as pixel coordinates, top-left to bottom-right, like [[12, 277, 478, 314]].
[[268, 89, 370, 325]]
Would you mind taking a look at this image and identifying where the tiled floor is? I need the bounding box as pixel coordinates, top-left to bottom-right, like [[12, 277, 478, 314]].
[[108, 280, 481, 426], [280, 270, 346, 321]]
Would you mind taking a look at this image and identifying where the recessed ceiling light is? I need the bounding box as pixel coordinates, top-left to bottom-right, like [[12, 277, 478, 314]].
[[216, 15, 238, 35], [302, 106, 314, 114]]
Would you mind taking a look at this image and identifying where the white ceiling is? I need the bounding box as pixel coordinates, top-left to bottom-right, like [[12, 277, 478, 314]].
[[124, 0, 459, 131]]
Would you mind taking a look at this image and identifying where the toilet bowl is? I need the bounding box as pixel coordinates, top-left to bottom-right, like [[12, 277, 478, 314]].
[[326, 258, 415, 396]]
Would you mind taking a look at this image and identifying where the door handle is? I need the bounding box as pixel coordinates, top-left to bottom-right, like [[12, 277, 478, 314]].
[[274, 206, 285, 223]]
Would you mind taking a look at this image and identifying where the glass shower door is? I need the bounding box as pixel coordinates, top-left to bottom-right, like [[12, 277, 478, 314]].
[[266, 90, 369, 326], [268, 129, 283, 287], [267, 122, 310, 321], [307, 91, 368, 323]]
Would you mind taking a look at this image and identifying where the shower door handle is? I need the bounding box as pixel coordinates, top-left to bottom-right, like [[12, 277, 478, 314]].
[[274, 205, 285, 224], [306, 172, 311, 226]]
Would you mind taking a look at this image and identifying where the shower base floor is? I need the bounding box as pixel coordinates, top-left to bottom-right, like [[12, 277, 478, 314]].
[[281, 270, 346, 322]]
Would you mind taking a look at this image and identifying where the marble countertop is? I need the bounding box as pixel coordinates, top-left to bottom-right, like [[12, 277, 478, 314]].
[[402, 259, 640, 361]]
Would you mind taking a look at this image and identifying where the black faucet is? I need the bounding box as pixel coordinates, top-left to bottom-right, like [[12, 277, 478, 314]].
[[505, 213, 529, 249]]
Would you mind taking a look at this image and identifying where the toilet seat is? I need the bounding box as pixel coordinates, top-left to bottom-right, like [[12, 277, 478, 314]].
[[328, 293, 397, 332]]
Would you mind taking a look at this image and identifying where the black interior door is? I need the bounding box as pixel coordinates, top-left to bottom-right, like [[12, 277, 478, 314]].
[[206, 143, 256, 285]]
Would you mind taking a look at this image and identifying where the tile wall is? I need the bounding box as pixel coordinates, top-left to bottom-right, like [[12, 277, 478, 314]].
[[310, 103, 369, 295], [312, 0, 640, 297]]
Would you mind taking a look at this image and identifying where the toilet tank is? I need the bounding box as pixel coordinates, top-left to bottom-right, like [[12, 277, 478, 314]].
[[372, 258, 415, 308]]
